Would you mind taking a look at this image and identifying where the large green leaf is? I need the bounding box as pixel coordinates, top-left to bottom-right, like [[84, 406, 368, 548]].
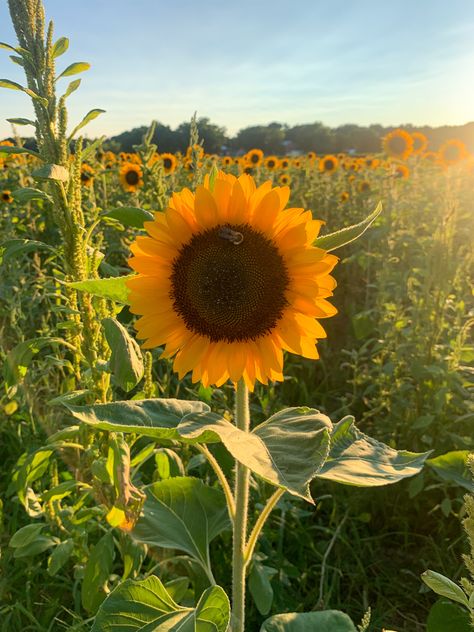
[[426, 451, 474, 492], [421, 570, 470, 609], [260, 610, 358, 631], [426, 600, 472, 632], [314, 202, 382, 251], [82, 532, 115, 613], [102, 318, 144, 392], [69, 274, 133, 303], [316, 416, 431, 486], [91, 576, 230, 632], [63, 400, 331, 500], [102, 206, 154, 228], [131, 477, 229, 581]]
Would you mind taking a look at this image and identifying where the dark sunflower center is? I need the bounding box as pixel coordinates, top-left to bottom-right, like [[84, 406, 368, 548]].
[[163, 158, 173, 170], [444, 145, 460, 161], [388, 136, 407, 154], [125, 169, 139, 185], [81, 171, 91, 182], [170, 223, 289, 342], [2, 192, 10, 201], [268, 160, 275, 168], [324, 159, 334, 170], [250, 153, 259, 164]]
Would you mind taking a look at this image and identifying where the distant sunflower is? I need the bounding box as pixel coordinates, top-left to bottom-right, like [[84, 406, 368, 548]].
[[160, 153, 178, 175], [382, 129, 413, 160], [221, 156, 233, 167], [264, 156, 279, 170], [278, 173, 291, 185], [307, 151, 317, 161], [120, 162, 143, 192], [245, 149, 264, 166], [438, 140, 469, 166], [319, 155, 339, 173], [340, 191, 349, 203], [127, 171, 338, 388], [293, 158, 303, 169], [1, 190, 13, 203], [411, 132, 428, 154], [80, 163, 95, 187], [186, 144, 205, 160], [358, 180, 371, 193], [394, 164, 410, 179], [280, 158, 290, 170]]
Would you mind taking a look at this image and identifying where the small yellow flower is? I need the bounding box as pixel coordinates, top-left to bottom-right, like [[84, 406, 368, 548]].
[[119, 162, 143, 192], [264, 156, 279, 170], [245, 149, 264, 166], [160, 153, 178, 175]]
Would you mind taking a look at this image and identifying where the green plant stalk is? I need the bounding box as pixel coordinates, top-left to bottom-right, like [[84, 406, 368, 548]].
[[197, 444, 235, 523], [231, 379, 250, 632], [244, 488, 285, 565]]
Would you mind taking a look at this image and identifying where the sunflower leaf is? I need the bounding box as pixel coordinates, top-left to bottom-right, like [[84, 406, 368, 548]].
[[260, 610, 358, 631], [12, 188, 53, 204], [102, 206, 154, 229], [314, 201, 382, 251], [68, 275, 133, 304], [316, 416, 431, 486], [60, 400, 331, 501], [92, 576, 230, 632], [102, 318, 144, 392]]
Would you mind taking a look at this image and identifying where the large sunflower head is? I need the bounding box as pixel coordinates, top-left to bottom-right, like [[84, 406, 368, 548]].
[[127, 171, 338, 388], [119, 162, 143, 192], [382, 129, 413, 160]]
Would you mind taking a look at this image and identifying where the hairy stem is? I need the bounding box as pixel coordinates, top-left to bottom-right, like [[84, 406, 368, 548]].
[[231, 380, 250, 632]]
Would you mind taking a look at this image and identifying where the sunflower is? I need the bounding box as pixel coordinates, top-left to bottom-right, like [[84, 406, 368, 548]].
[[393, 164, 410, 179], [80, 163, 95, 187], [278, 173, 291, 185], [280, 158, 290, 170], [186, 144, 205, 160], [264, 156, 279, 170], [292, 158, 303, 169], [221, 156, 233, 167], [307, 151, 317, 161], [120, 162, 143, 192], [160, 153, 178, 175], [245, 149, 264, 166], [319, 155, 339, 173], [127, 171, 338, 388], [340, 191, 349, 203], [438, 139, 469, 166], [382, 129, 413, 160], [1, 190, 13, 203], [411, 132, 428, 154], [358, 180, 371, 193]]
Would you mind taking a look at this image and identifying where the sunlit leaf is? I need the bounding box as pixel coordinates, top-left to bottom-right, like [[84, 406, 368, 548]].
[[57, 61, 90, 79], [68, 275, 133, 304], [314, 202, 382, 251], [260, 610, 358, 631]]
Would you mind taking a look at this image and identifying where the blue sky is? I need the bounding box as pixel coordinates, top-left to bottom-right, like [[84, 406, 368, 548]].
[[1, 0, 473, 138]]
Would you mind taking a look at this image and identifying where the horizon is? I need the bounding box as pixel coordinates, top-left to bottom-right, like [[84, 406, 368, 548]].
[[1, 0, 474, 138]]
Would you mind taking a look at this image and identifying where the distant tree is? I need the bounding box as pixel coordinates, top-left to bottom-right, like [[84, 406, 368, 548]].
[[286, 122, 334, 154], [175, 117, 228, 154], [231, 123, 286, 154]]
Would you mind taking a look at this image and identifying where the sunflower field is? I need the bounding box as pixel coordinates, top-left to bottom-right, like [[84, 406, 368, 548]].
[[1, 2, 474, 632]]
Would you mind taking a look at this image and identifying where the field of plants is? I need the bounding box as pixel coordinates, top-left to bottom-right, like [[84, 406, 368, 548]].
[[1, 2, 474, 632]]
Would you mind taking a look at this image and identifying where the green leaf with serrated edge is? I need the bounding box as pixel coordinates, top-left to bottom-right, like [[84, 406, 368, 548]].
[[102, 206, 155, 228], [316, 416, 431, 486], [92, 577, 230, 632], [0, 239, 55, 265], [32, 163, 69, 182], [260, 610, 358, 631], [102, 318, 144, 392], [57, 61, 90, 79], [62, 78, 81, 99], [68, 274, 133, 303], [131, 477, 229, 578], [82, 532, 115, 613], [421, 571, 470, 608], [12, 188, 53, 203], [426, 451, 474, 492], [52, 37, 69, 58], [0, 145, 41, 158], [61, 400, 331, 501], [314, 202, 382, 252], [69, 108, 106, 139], [6, 117, 35, 126]]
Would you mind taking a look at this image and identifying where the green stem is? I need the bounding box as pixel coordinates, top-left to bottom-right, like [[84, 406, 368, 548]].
[[231, 379, 250, 632], [244, 488, 285, 565], [197, 444, 235, 524]]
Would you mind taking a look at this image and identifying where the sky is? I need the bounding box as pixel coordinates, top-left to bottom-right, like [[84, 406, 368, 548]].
[[0, 0, 474, 139]]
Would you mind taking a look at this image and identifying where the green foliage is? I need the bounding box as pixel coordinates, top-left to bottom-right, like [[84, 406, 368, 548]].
[[260, 610, 358, 631]]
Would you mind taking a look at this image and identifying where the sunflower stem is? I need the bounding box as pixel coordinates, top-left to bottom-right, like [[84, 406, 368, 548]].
[[231, 379, 250, 632], [244, 488, 285, 565]]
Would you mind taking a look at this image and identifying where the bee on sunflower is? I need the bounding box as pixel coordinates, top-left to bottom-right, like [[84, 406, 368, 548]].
[[319, 155, 339, 174], [160, 153, 178, 175], [119, 162, 143, 192], [1, 190, 13, 203], [382, 129, 413, 160], [126, 170, 338, 388], [438, 139, 469, 166], [245, 149, 264, 167], [80, 163, 95, 187], [264, 156, 279, 170]]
